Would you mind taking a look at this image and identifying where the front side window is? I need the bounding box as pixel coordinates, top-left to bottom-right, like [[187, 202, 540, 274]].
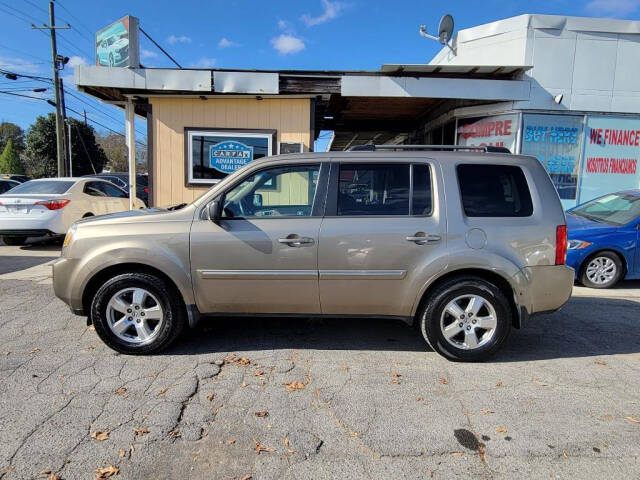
[[337, 163, 432, 216], [457, 164, 533, 217], [222, 165, 320, 218], [187, 129, 276, 185]]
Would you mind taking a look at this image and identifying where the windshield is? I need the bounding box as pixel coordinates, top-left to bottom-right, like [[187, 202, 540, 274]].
[[570, 193, 640, 226], [5, 180, 75, 195]]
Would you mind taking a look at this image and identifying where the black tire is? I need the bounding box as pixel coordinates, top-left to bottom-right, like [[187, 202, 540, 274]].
[[418, 276, 512, 362], [2, 235, 26, 246], [90, 272, 186, 354], [579, 251, 623, 289]]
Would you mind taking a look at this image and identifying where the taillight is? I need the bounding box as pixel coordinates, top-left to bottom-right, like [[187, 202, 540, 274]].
[[144, 187, 149, 194], [555, 225, 567, 265], [35, 199, 70, 210]]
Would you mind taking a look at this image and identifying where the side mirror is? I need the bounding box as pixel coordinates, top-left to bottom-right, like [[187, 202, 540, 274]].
[[207, 200, 222, 223], [253, 193, 263, 207]]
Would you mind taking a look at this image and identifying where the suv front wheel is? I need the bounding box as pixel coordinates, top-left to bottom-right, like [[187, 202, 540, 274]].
[[419, 277, 512, 362], [90, 272, 186, 354]]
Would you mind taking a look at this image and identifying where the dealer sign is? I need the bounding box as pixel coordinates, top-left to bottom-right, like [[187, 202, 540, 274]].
[[209, 141, 254, 174]]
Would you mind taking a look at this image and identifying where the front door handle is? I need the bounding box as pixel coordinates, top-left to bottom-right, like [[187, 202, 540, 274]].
[[278, 234, 315, 247], [406, 232, 441, 245]]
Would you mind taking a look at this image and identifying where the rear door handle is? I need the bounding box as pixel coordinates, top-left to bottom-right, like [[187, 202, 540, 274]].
[[406, 232, 441, 245], [278, 235, 315, 247]]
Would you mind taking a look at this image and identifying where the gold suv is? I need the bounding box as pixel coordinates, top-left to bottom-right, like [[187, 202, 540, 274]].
[[53, 146, 574, 361]]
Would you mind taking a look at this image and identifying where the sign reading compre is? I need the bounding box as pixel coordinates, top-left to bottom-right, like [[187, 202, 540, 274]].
[[579, 116, 640, 203], [456, 114, 518, 152], [209, 141, 254, 174]]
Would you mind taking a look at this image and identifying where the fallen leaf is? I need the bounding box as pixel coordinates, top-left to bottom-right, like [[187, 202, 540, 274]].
[[224, 353, 237, 363], [254, 410, 269, 418], [252, 438, 275, 454], [157, 388, 168, 396], [168, 430, 181, 438], [342, 365, 350, 371], [206, 392, 215, 401], [416, 396, 424, 402], [562, 451, 568, 458], [95, 463, 119, 479], [496, 426, 507, 434], [284, 381, 306, 391], [88, 325, 95, 331], [392, 372, 401, 377], [350, 432, 358, 438], [226, 439, 236, 445], [30, 348, 40, 354], [241, 382, 249, 388], [239, 476, 252, 480], [253, 370, 264, 376], [532, 378, 549, 387], [480, 409, 495, 415], [133, 426, 149, 436], [451, 452, 462, 456], [284, 436, 296, 454], [118, 449, 126, 458], [129, 443, 135, 455], [48, 475, 61, 480], [495, 381, 504, 387], [91, 431, 110, 441], [594, 360, 607, 366], [439, 377, 448, 385], [625, 416, 640, 424], [601, 414, 614, 420], [236, 357, 251, 366], [114, 387, 127, 395]]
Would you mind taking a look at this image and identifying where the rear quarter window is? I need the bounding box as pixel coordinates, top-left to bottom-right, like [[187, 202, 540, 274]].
[[457, 164, 533, 217]]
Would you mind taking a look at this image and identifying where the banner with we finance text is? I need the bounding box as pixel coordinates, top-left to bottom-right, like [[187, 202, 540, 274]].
[[579, 116, 640, 203]]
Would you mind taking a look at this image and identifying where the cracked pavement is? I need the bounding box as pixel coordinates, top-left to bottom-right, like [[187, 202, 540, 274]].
[[1, 242, 640, 479]]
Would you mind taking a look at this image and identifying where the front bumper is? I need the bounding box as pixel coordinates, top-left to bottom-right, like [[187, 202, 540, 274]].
[[52, 257, 85, 314]]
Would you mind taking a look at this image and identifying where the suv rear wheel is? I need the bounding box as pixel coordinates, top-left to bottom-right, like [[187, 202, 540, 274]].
[[419, 276, 512, 362], [90, 272, 186, 354]]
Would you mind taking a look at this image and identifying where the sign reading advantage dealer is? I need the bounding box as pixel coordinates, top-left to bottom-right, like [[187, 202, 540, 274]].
[[209, 141, 254, 174]]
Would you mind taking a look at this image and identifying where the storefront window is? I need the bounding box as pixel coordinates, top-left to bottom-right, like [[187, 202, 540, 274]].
[[521, 114, 584, 201], [579, 116, 640, 204], [456, 114, 518, 152], [186, 129, 276, 185]]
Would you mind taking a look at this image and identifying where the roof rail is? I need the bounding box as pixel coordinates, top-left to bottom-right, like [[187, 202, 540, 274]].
[[348, 144, 511, 154]]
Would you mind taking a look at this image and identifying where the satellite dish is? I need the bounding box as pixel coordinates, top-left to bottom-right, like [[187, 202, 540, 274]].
[[437, 14, 454, 45]]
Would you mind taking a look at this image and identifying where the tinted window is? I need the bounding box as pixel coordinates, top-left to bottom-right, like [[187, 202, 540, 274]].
[[101, 182, 127, 198], [223, 165, 320, 218], [412, 164, 432, 215], [457, 164, 533, 217], [0, 180, 18, 194], [8, 180, 75, 195], [84, 181, 107, 197], [338, 164, 410, 216]]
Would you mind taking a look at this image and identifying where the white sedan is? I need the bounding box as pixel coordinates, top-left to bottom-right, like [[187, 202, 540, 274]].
[[0, 177, 145, 246]]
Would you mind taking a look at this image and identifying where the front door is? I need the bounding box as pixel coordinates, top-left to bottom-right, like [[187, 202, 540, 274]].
[[190, 162, 326, 314], [318, 161, 447, 317]]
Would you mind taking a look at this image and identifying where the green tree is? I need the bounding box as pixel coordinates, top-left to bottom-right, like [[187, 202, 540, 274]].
[[23, 114, 107, 178], [0, 122, 25, 154], [96, 133, 148, 173], [0, 139, 25, 174]]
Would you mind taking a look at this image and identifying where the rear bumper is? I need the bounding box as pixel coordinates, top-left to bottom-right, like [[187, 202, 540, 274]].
[[0, 215, 68, 235], [516, 265, 574, 315]]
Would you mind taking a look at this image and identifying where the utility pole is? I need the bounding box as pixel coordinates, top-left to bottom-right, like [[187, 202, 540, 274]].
[[83, 109, 87, 125], [66, 119, 73, 177], [32, 2, 70, 178], [59, 77, 69, 175]]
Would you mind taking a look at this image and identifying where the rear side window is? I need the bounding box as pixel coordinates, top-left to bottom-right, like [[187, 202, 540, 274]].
[[457, 164, 533, 217]]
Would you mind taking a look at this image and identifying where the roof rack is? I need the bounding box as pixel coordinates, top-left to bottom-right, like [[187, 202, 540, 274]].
[[348, 144, 511, 154]]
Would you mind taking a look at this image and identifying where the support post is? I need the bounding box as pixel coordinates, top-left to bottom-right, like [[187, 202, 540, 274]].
[[125, 99, 136, 210]]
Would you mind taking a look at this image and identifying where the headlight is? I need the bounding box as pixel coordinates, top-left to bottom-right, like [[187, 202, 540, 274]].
[[568, 239, 592, 250], [62, 224, 77, 248]]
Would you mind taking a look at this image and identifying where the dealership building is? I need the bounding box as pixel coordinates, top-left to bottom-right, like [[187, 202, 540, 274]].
[[77, 14, 640, 209]]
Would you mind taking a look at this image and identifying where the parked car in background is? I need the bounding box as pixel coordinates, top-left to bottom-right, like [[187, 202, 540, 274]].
[[0, 177, 145, 246], [1, 174, 31, 183], [566, 190, 640, 288], [83, 173, 149, 206], [0, 178, 20, 194], [53, 147, 574, 361]]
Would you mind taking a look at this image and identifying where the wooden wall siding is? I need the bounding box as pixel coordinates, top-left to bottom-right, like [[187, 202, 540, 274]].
[[257, 171, 310, 206], [150, 97, 311, 206]]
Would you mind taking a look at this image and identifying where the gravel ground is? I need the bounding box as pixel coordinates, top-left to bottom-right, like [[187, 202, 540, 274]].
[[0, 244, 639, 479]]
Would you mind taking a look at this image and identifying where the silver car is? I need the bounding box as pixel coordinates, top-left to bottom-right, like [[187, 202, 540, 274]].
[[52, 146, 574, 361]]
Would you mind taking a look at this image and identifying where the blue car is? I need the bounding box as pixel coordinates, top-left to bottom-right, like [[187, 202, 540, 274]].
[[566, 190, 640, 288]]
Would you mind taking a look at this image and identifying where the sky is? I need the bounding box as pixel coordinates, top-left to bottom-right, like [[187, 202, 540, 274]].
[[0, 0, 639, 151]]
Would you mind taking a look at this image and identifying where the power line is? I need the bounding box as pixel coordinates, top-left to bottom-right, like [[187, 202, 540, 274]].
[[0, 42, 52, 64], [0, 0, 45, 25], [55, 0, 96, 40], [0, 90, 53, 102], [67, 105, 147, 147]]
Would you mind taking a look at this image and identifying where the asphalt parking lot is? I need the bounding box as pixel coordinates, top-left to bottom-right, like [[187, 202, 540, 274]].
[[1, 239, 639, 480]]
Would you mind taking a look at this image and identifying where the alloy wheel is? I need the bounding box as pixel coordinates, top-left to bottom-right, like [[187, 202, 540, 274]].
[[105, 287, 164, 345], [585, 256, 617, 285], [440, 294, 497, 350]]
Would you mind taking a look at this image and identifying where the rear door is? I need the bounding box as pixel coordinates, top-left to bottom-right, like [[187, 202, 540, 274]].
[[318, 159, 447, 317]]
